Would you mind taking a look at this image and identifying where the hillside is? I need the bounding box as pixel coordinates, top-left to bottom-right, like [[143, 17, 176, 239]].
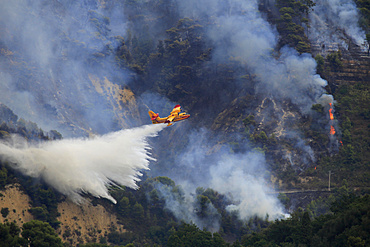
[[0, 184, 33, 225], [0, 184, 124, 245], [0, 0, 369, 246]]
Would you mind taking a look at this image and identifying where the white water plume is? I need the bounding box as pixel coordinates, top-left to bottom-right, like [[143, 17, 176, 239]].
[[0, 124, 165, 204]]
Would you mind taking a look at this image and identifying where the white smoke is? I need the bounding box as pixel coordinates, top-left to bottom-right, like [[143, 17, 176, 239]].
[[153, 129, 285, 228], [1, 0, 355, 231], [203, 3, 328, 115], [175, 0, 328, 115], [153, 182, 221, 232], [317, 94, 335, 106], [209, 151, 284, 220], [0, 0, 130, 136], [255, 48, 328, 114], [309, 0, 366, 47], [146, 0, 331, 225], [0, 124, 165, 204], [152, 149, 284, 231]]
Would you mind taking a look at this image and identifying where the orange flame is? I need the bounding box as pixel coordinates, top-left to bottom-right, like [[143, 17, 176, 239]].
[[329, 103, 334, 120], [329, 103, 335, 135], [330, 125, 335, 135]]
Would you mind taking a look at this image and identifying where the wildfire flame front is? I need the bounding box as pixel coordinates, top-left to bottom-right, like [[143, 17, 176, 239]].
[[329, 103, 334, 120], [330, 125, 336, 135], [328, 103, 336, 135]]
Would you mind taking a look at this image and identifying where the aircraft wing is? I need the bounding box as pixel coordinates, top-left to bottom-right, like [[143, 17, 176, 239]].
[[170, 104, 181, 115], [167, 114, 177, 122]]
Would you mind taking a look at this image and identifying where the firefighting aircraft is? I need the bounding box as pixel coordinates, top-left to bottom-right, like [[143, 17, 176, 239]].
[[148, 105, 190, 126]]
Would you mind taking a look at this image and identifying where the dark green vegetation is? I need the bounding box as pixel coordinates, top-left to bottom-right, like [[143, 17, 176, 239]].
[[356, 0, 370, 32], [0, 162, 61, 228], [0, 220, 62, 247], [1, 184, 369, 246], [321, 82, 369, 187], [114, 0, 370, 191], [0, 105, 62, 228], [295, 51, 370, 189], [0, 104, 61, 141], [241, 192, 370, 247], [1, 0, 369, 247], [105, 176, 246, 245], [275, 0, 315, 53]]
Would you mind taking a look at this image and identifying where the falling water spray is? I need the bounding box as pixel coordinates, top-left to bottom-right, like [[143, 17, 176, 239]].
[[0, 124, 166, 204]]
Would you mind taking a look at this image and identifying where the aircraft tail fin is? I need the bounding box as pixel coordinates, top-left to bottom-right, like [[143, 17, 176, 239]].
[[148, 111, 159, 123]]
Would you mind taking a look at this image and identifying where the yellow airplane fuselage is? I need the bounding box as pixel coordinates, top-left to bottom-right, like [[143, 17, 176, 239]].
[[148, 108, 190, 126]]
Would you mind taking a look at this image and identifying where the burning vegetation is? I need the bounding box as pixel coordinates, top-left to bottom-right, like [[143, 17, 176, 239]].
[[0, 0, 369, 246], [329, 103, 336, 136]]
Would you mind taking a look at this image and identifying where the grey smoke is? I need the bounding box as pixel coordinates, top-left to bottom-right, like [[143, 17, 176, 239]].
[[209, 151, 284, 220], [2, 0, 358, 230], [0, 0, 129, 136], [149, 0, 335, 224], [176, 0, 328, 114], [153, 182, 221, 232], [151, 128, 285, 230], [309, 0, 366, 48]]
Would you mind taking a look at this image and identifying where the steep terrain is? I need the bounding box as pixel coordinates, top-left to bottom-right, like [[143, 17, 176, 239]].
[[0, 184, 125, 246], [313, 43, 369, 86], [0, 0, 369, 246], [57, 201, 125, 245], [0, 184, 33, 225]]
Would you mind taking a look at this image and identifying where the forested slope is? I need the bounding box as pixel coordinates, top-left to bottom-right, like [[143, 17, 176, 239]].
[[0, 0, 369, 246]]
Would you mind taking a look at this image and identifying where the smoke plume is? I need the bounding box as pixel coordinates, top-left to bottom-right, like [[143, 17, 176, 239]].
[[209, 151, 284, 220], [153, 182, 221, 232], [200, 2, 328, 115], [0, 0, 130, 136], [2, 0, 362, 231], [146, 0, 329, 224], [0, 124, 165, 204], [309, 0, 366, 48], [150, 128, 285, 229]]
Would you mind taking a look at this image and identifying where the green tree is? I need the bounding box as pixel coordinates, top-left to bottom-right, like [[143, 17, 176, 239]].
[[298, 211, 312, 245], [167, 223, 227, 247], [327, 51, 342, 71], [278, 193, 290, 208], [28, 206, 48, 221], [0, 222, 26, 247], [1, 207, 9, 218], [197, 195, 209, 216], [0, 166, 8, 189], [347, 236, 366, 247], [275, 0, 313, 52], [258, 131, 268, 142], [132, 202, 144, 221], [25, 185, 60, 228], [22, 220, 63, 247], [315, 54, 325, 74], [117, 196, 130, 217]]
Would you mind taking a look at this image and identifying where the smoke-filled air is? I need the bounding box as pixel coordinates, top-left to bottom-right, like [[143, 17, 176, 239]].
[[0, 124, 165, 204], [309, 0, 366, 48], [0, 0, 368, 243]]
